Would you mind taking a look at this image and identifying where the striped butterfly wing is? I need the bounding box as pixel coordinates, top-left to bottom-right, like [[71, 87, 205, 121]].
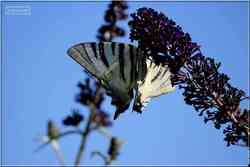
[[67, 42, 147, 119], [133, 58, 175, 112], [67, 42, 112, 80]]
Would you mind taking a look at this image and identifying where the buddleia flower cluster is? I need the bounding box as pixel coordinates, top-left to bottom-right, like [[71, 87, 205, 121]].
[[36, 78, 115, 165], [129, 8, 200, 73], [129, 7, 249, 147], [71, 78, 112, 128], [97, 0, 128, 41]]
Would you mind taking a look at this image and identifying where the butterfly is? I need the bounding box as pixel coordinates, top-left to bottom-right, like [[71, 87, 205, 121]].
[[67, 42, 175, 119]]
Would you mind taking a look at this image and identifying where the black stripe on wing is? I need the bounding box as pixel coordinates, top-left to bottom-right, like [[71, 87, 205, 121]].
[[135, 48, 140, 81], [151, 67, 163, 83], [67, 44, 95, 68], [160, 68, 169, 79], [67, 43, 101, 78], [90, 43, 97, 58], [79, 44, 92, 60], [111, 42, 116, 56], [136, 48, 147, 83], [118, 43, 126, 81], [99, 42, 110, 67], [129, 45, 135, 86]]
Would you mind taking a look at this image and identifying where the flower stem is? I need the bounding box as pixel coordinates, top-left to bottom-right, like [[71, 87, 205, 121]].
[[105, 157, 112, 166], [50, 140, 65, 166], [74, 104, 95, 166]]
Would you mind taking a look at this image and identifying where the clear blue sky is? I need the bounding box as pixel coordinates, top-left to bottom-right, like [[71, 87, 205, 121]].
[[1, 1, 249, 165]]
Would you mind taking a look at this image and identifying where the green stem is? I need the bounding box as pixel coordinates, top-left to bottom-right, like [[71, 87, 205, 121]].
[[105, 157, 112, 166], [91, 151, 109, 165], [74, 104, 95, 166]]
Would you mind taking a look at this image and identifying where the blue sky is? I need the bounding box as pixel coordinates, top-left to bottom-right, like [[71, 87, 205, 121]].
[[1, 1, 249, 165]]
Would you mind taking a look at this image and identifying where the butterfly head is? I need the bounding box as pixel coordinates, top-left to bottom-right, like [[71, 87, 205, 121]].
[[109, 88, 134, 120], [112, 99, 130, 120]]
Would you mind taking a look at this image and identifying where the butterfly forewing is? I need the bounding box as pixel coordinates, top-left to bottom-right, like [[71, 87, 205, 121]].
[[68, 42, 147, 118]]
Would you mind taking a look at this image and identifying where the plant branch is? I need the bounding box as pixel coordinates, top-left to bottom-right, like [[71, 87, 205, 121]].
[[96, 127, 113, 139], [59, 129, 83, 138], [50, 140, 65, 166], [91, 151, 109, 165], [74, 103, 95, 166]]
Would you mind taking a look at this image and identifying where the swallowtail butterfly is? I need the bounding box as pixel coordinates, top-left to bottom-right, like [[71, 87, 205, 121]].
[[67, 42, 175, 119]]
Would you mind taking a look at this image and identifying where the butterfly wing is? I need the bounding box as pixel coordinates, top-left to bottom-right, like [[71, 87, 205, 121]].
[[67, 42, 111, 80], [133, 58, 175, 113], [67, 42, 146, 119]]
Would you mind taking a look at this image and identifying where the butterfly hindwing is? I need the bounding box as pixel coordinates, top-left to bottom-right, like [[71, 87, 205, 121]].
[[133, 58, 175, 112]]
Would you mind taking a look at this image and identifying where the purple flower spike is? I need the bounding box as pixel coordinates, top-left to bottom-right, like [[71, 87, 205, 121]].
[[129, 8, 200, 73], [129, 7, 249, 147]]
